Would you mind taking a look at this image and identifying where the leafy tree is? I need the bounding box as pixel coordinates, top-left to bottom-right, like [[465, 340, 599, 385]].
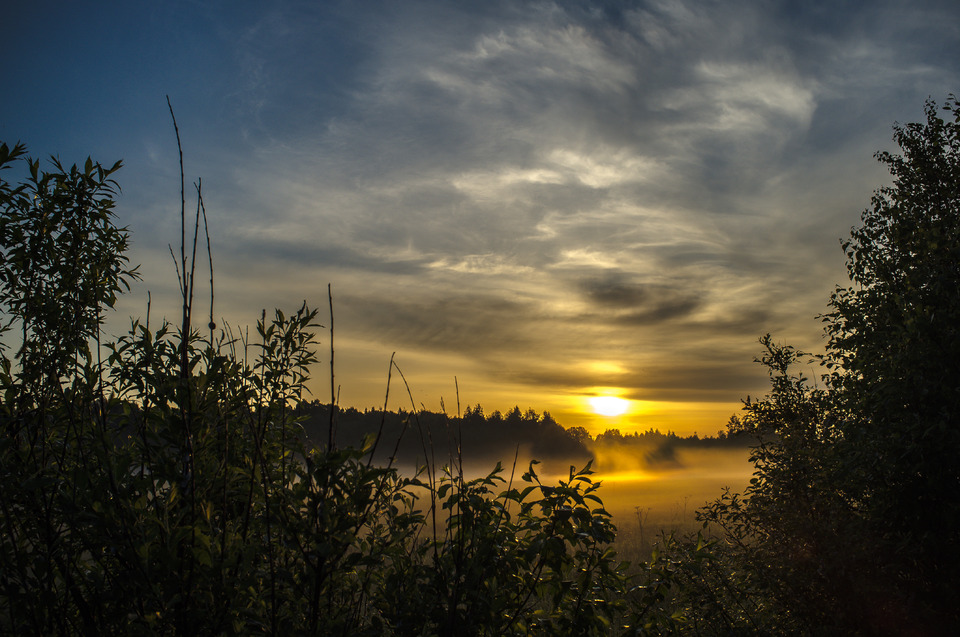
[[691, 96, 960, 634], [0, 142, 138, 399], [566, 425, 592, 446], [825, 96, 960, 609]]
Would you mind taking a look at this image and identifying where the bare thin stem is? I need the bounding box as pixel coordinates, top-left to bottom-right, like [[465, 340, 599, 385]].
[[166, 97, 188, 330], [368, 352, 395, 467], [168, 245, 184, 296], [166, 94, 197, 632], [327, 283, 336, 450], [187, 179, 202, 337], [392, 361, 438, 541], [166, 98, 187, 300], [200, 191, 215, 342], [455, 376, 460, 418]]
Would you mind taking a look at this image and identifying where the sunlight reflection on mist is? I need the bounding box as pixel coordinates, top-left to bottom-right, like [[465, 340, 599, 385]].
[[592, 448, 753, 526], [418, 446, 753, 531]]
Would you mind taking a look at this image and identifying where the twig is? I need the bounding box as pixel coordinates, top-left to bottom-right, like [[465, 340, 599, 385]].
[[166, 97, 187, 308], [168, 245, 184, 296], [455, 376, 461, 418], [198, 183, 215, 342], [166, 94, 197, 633], [187, 180, 202, 333], [368, 352, 395, 466], [328, 283, 336, 450]]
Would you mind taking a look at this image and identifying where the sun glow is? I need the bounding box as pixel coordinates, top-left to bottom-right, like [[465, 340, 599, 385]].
[[588, 395, 630, 417]]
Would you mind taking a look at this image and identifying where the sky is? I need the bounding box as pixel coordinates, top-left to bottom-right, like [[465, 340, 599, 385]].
[[3, 0, 959, 436]]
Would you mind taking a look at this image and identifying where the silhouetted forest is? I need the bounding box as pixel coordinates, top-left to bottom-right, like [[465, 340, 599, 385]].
[[298, 401, 751, 469]]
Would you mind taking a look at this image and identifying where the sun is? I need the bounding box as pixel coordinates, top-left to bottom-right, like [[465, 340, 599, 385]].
[[588, 395, 630, 417]]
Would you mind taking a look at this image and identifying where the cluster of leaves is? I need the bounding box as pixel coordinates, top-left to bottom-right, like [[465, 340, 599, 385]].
[[0, 140, 717, 635], [375, 460, 626, 635]]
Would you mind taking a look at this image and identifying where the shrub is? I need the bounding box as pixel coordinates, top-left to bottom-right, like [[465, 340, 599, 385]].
[[683, 96, 960, 635]]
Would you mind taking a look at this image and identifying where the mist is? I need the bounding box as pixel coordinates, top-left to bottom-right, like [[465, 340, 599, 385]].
[[529, 443, 753, 529], [304, 404, 755, 533]]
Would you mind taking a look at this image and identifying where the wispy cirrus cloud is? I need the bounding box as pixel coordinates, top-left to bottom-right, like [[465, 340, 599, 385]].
[[188, 0, 958, 427], [7, 0, 959, 432]]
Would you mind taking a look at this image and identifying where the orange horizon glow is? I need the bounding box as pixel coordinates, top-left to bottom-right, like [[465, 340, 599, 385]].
[[328, 349, 750, 438]]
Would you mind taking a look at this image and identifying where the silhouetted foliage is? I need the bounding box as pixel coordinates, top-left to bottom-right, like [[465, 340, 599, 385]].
[[826, 96, 960, 613], [0, 139, 693, 635], [678, 96, 960, 635]]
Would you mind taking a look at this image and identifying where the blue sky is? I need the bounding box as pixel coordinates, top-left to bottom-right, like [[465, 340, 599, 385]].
[[3, 0, 959, 434]]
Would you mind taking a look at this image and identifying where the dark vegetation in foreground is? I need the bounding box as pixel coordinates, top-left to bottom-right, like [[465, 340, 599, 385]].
[[1, 95, 958, 635]]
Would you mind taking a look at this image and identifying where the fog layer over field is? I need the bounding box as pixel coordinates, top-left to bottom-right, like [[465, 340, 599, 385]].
[[302, 403, 754, 529], [521, 446, 753, 527], [399, 444, 753, 530], [588, 447, 753, 525]]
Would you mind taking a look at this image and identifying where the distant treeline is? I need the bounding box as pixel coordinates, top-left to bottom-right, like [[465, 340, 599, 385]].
[[298, 401, 752, 468]]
